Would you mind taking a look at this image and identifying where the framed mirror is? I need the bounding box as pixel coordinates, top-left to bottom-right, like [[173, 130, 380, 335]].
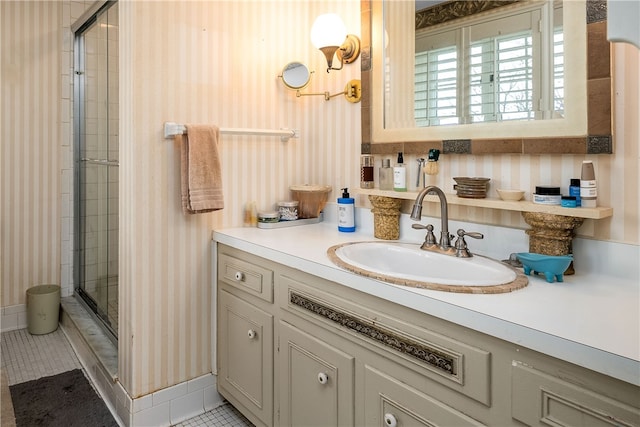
[[360, 0, 613, 155]]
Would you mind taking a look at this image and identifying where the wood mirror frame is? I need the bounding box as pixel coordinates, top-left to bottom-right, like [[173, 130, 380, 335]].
[[360, 0, 612, 156]]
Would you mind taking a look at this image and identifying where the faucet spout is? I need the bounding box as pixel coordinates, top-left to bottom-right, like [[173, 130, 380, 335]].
[[410, 186, 451, 250]]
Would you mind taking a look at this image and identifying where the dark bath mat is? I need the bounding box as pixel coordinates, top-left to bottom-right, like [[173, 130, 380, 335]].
[[9, 369, 118, 427]]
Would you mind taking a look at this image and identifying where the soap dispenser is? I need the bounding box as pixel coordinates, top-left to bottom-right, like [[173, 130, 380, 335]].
[[337, 188, 356, 232]]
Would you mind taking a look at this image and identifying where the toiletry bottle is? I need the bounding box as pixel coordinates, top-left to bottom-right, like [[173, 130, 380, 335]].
[[244, 201, 257, 226], [569, 178, 581, 207], [249, 201, 257, 226], [360, 155, 375, 189], [580, 160, 597, 208], [243, 202, 252, 227], [393, 152, 407, 192], [379, 159, 393, 191], [337, 188, 356, 232]]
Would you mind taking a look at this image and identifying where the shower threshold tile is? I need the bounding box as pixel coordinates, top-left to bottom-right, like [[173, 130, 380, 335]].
[[60, 297, 118, 380]]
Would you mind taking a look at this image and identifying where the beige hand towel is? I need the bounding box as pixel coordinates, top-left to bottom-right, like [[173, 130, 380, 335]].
[[178, 124, 224, 214]]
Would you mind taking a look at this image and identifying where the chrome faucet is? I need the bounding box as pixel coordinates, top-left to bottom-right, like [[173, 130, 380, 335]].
[[410, 185, 483, 257], [410, 186, 453, 253]]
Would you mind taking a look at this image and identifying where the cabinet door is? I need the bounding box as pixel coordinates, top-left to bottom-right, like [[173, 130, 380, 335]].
[[279, 321, 355, 427], [364, 365, 486, 427], [512, 362, 640, 427], [218, 290, 273, 427]]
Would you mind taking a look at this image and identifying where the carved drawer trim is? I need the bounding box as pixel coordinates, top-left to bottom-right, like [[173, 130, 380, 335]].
[[290, 291, 459, 378]]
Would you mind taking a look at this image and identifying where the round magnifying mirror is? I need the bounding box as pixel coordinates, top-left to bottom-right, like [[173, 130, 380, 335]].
[[280, 62, 311, 90]]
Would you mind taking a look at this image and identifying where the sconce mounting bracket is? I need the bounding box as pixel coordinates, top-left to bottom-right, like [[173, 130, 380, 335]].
[[337, 34, 361, 64], [345, 79, 362, 103]]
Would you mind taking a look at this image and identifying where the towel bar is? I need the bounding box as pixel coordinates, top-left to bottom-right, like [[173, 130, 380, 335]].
[[164, 122, 298, 142]]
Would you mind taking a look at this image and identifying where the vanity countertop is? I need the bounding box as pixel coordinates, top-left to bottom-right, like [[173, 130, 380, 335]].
[[213, 222, 640, 386]]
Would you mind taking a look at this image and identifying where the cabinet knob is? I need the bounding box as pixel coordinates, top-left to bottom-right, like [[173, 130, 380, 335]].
[[234, 271, 244, 281], [317, 372, 329, 385], [247, 329, 256, 339], [383, 413, 397, 427]]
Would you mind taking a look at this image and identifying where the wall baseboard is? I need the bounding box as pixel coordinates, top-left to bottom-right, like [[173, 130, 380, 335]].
[[60, 297, 224, 427], [1, 304, 27, 332], [119, 373, 225, 427]]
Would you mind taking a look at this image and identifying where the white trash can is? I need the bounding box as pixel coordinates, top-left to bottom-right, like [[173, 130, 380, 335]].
[[26, 285, 61, 335]]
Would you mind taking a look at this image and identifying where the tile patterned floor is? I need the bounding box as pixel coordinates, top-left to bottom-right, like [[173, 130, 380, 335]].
[[1, 328, 81, 385], [174, 404, 252, 427], [1, 328, 252, 426]]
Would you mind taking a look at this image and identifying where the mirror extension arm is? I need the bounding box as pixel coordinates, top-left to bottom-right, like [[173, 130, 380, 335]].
[[296, 79, 361, 103]]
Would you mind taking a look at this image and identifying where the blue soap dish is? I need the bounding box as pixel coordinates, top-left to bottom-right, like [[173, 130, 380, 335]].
[[515, 252, 573, 283]]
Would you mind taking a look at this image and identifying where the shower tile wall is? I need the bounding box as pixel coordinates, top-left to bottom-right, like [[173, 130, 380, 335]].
[[60, 1, 97, 299]]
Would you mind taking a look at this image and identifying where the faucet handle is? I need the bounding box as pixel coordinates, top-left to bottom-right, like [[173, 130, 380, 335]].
[[456, 229, 483, 240], [454, 229, 484, 257], [412, 223, 437, 246]]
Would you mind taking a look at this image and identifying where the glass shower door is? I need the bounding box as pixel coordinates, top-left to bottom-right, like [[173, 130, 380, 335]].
[[74, 2, 119, 340]]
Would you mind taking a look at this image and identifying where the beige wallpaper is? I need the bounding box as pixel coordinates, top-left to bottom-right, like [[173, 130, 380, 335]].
[[1, 1, 62, 308], [118, 0, 361, 397], [1, 0, 638, 400]]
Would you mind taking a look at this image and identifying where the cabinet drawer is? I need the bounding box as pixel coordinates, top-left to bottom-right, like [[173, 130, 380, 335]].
[[364, 365, 486, 427], [218, 290, 273, 427], [219, 253, 273, 303], [280, 275, 491, 406], [512, 362, 640, 427]]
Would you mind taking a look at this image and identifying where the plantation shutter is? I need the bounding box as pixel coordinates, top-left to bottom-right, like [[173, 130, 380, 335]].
[[414, 4, 562, 125]]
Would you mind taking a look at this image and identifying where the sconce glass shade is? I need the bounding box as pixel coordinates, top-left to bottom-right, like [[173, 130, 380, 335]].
[[310, 13, 347, 49]]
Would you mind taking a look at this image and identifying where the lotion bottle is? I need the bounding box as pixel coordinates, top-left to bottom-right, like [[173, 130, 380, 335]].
[[337, 188, 356, 232], [393, 152, 407, 192], [580, 160, 597, 207]]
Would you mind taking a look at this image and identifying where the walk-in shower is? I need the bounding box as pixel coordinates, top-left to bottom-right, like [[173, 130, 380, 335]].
[[73, 1, 119, 341]]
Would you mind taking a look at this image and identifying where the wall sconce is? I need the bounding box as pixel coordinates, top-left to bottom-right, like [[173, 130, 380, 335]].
[[310, 13, 361, 73], [278, 62, 361, 103]]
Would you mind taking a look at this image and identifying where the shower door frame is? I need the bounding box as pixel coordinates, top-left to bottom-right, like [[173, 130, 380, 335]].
[[72, 0, 119, 344]]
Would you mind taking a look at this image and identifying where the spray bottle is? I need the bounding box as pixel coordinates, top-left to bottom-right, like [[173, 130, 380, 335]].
[[393, 152, 407, 192]]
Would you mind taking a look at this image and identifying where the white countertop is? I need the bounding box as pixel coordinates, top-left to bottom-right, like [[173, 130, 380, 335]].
[[213, 220, 640, 386]]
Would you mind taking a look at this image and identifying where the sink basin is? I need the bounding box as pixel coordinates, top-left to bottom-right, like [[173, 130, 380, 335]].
[[327, 241, 527, 293]]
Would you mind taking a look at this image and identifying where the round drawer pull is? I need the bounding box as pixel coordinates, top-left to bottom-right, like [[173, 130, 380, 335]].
[[234, 271, 244, 281], [317, 372, 329, 385], [383, 413, 397, 427], [247, 329, 256, 339]]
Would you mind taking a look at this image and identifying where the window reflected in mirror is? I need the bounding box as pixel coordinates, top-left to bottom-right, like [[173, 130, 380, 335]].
[[385, 1, 564, 129]]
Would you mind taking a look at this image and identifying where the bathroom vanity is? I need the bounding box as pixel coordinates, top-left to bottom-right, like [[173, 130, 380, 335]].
[[213, 223, 639, 427]]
